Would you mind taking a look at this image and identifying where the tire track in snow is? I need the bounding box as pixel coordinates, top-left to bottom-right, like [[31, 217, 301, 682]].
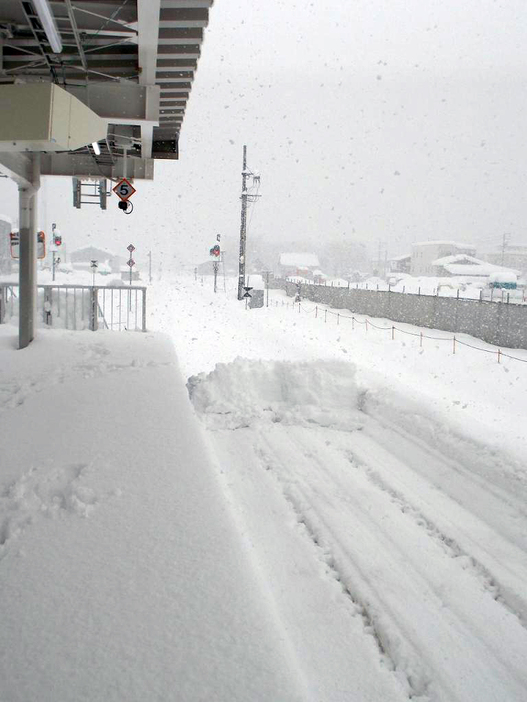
[[255, 428, 527, 702], [254, 443, 428, 701], [362, 402, 527, 529], [342, 448, 527, 629]]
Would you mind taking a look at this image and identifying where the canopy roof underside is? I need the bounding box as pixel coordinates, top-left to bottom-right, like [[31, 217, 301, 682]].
[[0, 0, 214, 177]]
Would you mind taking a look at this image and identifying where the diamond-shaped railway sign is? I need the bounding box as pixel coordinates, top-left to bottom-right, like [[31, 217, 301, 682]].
[[127, 244, 135, 253], [127, 259, 135, 267], [113, 178, 136, 202]]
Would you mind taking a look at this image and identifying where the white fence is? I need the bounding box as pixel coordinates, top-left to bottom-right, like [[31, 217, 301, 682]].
[[0, 284, 147, 332]]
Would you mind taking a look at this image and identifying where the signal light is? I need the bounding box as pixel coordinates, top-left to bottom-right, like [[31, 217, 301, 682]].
[[54, 235, 62, 247]]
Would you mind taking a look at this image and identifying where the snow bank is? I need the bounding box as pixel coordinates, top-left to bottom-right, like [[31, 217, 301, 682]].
[[188, 358, 363, 430]]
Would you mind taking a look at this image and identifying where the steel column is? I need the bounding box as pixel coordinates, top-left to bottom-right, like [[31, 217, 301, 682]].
[[18, 154, 40, 349]]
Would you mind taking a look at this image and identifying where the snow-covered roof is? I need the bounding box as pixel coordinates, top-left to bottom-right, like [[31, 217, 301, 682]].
[[390, 253, 411, 261], [280, 252, 320, 268], [433, 254, 485, 266], [433, 254, 519, 277], [412, 240, 476, 249], [71, 246, 118, 257], [443, 264, 518, 277]]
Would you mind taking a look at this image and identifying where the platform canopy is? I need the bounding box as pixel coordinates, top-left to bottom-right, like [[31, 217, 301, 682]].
[[0, 0, 214, 182]]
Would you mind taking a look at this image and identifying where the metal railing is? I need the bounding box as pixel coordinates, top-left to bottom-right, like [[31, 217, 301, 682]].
[[0, 283, 147, 332]]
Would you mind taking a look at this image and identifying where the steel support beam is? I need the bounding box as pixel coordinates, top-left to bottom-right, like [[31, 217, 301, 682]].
[[39, 152, 155, 180], [18, 153, 40, 349], [0, 151, 33, 188], [138, 0, 161, 158]]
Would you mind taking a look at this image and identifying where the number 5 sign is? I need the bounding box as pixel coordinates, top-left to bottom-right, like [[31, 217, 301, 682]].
[[113, 178, 136, 201]]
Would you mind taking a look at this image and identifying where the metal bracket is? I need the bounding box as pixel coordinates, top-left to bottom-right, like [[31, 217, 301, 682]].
[[72, 177, 109, 209]]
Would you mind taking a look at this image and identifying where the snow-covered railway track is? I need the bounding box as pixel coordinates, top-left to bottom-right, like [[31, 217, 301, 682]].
[[251, 424, 527, 702], [189, 358, 527, 701]]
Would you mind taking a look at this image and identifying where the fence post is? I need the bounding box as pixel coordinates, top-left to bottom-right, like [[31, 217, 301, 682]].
[[324, 309, 327, 323], [90, 287, 98, 331], [453, 335, 456, 354], [337, 313, 340, 325], [352, 317, 355, 330], [391, 325, 395, 340], [497, 348, 501, 364], [315, 306, 318, 318], [420, 332, 423, 347], [142, 287, 147, 332], [43, 287, 52, 326], [365, 318, 368, 332]]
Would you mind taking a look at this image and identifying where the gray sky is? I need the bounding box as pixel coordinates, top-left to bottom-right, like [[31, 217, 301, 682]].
[[2, 0, 527, 269]]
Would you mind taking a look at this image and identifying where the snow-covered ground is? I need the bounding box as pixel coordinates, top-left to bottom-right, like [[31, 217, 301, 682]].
[[155, 275, 527, 701], [1, 272, 527, 701]]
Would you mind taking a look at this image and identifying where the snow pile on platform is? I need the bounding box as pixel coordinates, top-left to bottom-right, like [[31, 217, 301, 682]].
[[188, 358, 363, 430], [0, 327, 309, 702]]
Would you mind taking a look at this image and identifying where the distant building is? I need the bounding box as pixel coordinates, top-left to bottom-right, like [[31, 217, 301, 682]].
[[411, 241, 476, 276], [70, 246, 122, 273], [278, 252, 320, 278], [432, 253, 518, 279], [120, 266, 140, 281], [389, 253, 411, 274], [486, 245, 527, 273]]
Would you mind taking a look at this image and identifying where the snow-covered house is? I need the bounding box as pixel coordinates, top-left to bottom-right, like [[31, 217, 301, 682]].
[[432, 253, 519, 280], [389, 253, 411, 274], [486, 245, 527, 273], [279, 252, 320, 279], [70, 246, 122, 273], [411, 241, 476, 276]]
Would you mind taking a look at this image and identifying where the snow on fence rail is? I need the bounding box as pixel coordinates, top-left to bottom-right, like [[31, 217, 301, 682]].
[[0, 283, 147, 332], [268, 278, 527, 350]]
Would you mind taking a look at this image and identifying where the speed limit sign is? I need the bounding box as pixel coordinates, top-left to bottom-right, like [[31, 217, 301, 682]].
[[113, 178, 137, 201]]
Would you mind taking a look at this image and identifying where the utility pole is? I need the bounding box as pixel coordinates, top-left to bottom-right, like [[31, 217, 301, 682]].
[[501, 233, 510, 266], [90, 259, 98, 286], [238, 145, 248, 300], [237, 145, 261, 300], [213, 261, 219, 293]]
